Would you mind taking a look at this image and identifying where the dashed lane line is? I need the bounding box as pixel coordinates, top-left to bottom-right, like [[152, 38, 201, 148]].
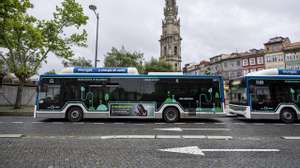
[[156, 135, 182, 139], [114, 123, 125, 125], [214, 123, 226, 125], [24, 135, 233, 140], [93, 123, 105, 125], [11, 122, 24, 124], [32, 122, 45, 124], [174, 123, 186, 125], [281, 136, 300, 140], [51, 122, 64, 124], [232, 123, 247, 125], [0, 134, 24, 138], [72, 122, 85, 125]]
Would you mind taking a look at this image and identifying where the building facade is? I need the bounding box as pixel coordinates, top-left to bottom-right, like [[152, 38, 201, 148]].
[[284, 42, 300, 70], [159, 0, 182, 72], [183, 61, 210, 75], [221, 53, 243, 81], [209, 54, 223, 77], [242, 49, 265, 76], [264, 37, 290, 69]]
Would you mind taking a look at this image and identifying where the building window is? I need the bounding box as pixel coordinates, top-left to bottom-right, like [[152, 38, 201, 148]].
[[224, 62, 228, 68], [250, 69, 256, 72], [174, 46, 177, 55], [249, 58, 256, 65], [257, 57, 264, 64], [243, 59, 248, 66], [164, 46, 167, 56], [237, 60, 241, 66]]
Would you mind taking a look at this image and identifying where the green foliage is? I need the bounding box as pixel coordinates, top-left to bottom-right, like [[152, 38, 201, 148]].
[[144, 57, 173, 73], [62, 56, 92, 67], [104, 46, 144, 73], [0, 0, 88, 108], [0, 0, 88, 80], [44, 69, 56, 75]]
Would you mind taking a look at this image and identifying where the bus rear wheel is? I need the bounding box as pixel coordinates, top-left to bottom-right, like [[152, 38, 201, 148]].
[[67, 107, 83, 122], [163, 107, 180, 123], [280, 108, 297, 123]]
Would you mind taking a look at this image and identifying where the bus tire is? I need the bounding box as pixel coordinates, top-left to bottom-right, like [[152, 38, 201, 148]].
[[163, 107, 180, 123], [280, 108, 297, 123], [67, 107, 83, 122]]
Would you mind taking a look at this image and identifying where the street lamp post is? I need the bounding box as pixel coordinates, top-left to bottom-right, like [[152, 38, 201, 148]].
[[89, 5, 100, 67]]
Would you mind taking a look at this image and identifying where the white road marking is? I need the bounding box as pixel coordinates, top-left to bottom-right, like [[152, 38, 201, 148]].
[[214, 123, 226, 125], [114, 123, 125, 125], [72, 122, 85, 125], [159, 146, 280, 156], [32, 122, 44, 124], [233, 123, 246, 125], [282, 136, 300, 140], [11, 122, 24, 124], [100, 135, 155, 139], [0, 134, 24, 138], [193, 123, 205, 125], [207, 136, 232, 140], [155, 128, 230, 132], [52, 122, 64, 124], [182, 135, 206, 139], [156, 135, 181, 139], [93, 123, 105, 125], [174, 123, 186, 125], [155, 123, 166, 125], [294, 124, 300, 126]]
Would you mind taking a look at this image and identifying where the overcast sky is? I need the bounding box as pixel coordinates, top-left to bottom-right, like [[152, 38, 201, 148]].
[[28, 0, 300, 74]]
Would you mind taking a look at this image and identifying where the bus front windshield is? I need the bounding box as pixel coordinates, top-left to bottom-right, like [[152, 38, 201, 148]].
[[229, 79, 247, 106]]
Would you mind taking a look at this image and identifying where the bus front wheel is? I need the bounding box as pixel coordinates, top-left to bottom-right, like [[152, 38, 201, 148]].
[[67, 107, 83, 122], [163, 107, 180, 123], [280, 108, 297, 123]]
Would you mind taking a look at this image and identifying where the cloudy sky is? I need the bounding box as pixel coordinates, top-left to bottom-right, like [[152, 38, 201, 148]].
[[28, 0, 300, 74]]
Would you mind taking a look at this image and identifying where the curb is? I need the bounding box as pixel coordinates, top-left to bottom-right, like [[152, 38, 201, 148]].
[[0, 112, 33, 117]]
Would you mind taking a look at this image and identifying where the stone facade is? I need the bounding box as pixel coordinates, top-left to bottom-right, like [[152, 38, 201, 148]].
[[160, 0, 182, 72], [284, 42, 300, 70], [264, 37, 290, 69]]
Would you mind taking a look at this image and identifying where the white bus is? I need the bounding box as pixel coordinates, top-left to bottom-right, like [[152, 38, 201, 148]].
[[229, 69, 300, 123], [35, 67, 225, 122]]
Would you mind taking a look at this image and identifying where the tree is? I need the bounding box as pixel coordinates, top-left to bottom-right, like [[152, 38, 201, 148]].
[[104, 46, 144, 73], [144, 57, 173, 73], [62, 56, 92, 67], [0, 0, 88, 108], [44, 69, 56, 75]]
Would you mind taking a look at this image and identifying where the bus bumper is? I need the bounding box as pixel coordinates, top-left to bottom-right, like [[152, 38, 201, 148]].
[[228, 104, 251, 119]]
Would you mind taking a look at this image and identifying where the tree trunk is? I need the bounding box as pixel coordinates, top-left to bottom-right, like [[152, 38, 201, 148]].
[[14, 79, 25, 109]]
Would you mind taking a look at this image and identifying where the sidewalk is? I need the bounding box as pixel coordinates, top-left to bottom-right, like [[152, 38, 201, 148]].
[[0, 106, 34, 116]]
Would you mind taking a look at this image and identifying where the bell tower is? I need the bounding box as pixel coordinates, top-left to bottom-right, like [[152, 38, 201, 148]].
[[159, 0, 182, 72]]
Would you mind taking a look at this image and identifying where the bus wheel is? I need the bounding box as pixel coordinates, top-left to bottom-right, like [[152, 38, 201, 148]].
[[67, 107, 83, 122], [163, 107, 180, 123], [280, 108, 297, 123]]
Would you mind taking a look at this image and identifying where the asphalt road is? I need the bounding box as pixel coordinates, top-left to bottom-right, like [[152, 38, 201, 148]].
[[1, 116, 300, 168]]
